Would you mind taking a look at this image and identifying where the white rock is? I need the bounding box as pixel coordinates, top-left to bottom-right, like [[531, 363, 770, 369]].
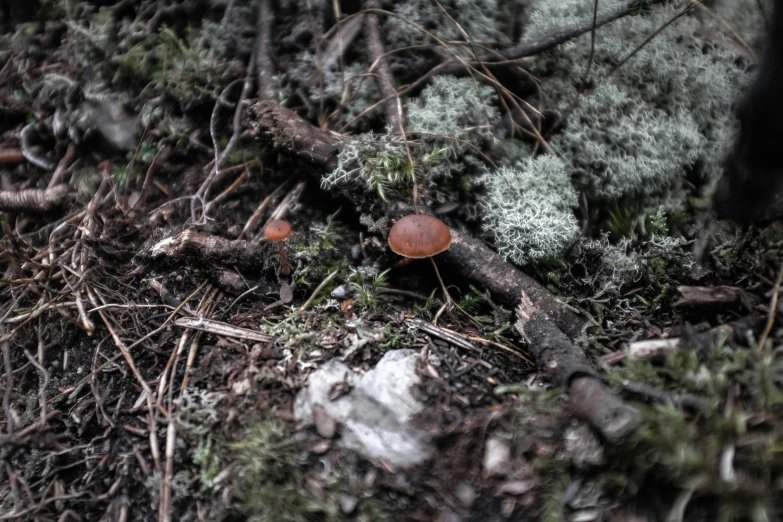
[[294, 349, 432, 468], [483, 436, 511, 478]]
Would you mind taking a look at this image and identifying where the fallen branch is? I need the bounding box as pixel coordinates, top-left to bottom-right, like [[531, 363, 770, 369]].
[[516, 292, 639, 442], [0, 149, 24, 164], [247, 101, 339, 168], [621, 381, 710, 412], [674, 285, 753, 311], [0, 185, 72, 213], [145, 229, 266, 274], [391, 0, 667, 82], [363, 0, 401, 130], [498, 0, 664, 61]]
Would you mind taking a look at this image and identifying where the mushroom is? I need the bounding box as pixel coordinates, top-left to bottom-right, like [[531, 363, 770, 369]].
[[264, 219, 292, 276], [388, 214, 454, 323]]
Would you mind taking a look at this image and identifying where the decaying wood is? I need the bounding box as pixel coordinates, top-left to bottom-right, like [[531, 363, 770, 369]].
[[247, 101, 339, 169], [0, 184, 72, 213], [145, 229, 266, 274], [675, 285, 753, 311], [445, 228, 585, 339], [0, 148, 24, 164], [515, 292, 639, 442]]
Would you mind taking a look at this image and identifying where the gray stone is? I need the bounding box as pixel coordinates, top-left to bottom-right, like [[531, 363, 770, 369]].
[[294, 349, 432, 468], [483, 435, 511, 478]]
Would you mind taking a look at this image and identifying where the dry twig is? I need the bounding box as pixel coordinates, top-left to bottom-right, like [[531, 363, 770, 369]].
[[0, 185, 72, 213], [756, 261, 783, 353], [256, 0, 277, 101]]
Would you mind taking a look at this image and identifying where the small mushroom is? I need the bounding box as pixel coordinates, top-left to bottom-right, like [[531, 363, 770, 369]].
[[264, 219, 292, 275], [388, 214, 454, 323]]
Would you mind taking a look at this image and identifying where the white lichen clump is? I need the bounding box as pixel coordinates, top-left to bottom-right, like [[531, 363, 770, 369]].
[[407, 76, 499, 179], [525, 0, 760, 204], [479, 156, 578, 264]]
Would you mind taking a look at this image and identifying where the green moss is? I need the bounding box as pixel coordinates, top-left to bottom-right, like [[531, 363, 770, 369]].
[[115, 25, 245, 102], [231, 419, 335, 522], [349, 268, 390, 313]]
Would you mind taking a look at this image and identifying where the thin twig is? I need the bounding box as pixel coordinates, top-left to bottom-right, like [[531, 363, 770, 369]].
[[581, 0, 601, 88], [191, 49, 256, 223], [48, 282, 207, 407], [363, 0, 401, 130], [297, 269, 339, 314], [694, 1, 757, 62], [756, 260, 783, 352], [47, 142, 77, 188], [174, 317, 274, 342]]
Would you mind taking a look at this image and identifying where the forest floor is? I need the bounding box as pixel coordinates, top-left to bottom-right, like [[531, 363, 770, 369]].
[[1, 2, 782, 522]]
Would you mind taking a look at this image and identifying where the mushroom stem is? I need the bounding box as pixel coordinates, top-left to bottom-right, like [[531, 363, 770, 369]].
[[431, 256, 453, 325], [277, 241, 291, 275]]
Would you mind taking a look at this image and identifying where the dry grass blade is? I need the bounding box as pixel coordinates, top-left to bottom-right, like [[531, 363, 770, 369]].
[[174, 317, 274, 342], [756, 260, 783, 353]]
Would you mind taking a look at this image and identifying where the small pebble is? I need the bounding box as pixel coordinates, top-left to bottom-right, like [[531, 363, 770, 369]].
[[339, 494, 359, 515]]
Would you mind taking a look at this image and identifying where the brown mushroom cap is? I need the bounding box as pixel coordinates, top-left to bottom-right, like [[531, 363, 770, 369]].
[[388, 214, 452, 259], [264, 219, 292, 241]]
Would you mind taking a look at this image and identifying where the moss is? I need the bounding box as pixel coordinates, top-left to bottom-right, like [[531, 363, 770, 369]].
[[231, 419, 336, 522]]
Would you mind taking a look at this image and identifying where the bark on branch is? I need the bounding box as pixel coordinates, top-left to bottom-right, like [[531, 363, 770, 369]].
[[256, 0, 278, 101], [0, 185, 72, 213], [516, 293, 639, 442], [144, 229, 266, 274], [363, 0, 402, 130]]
